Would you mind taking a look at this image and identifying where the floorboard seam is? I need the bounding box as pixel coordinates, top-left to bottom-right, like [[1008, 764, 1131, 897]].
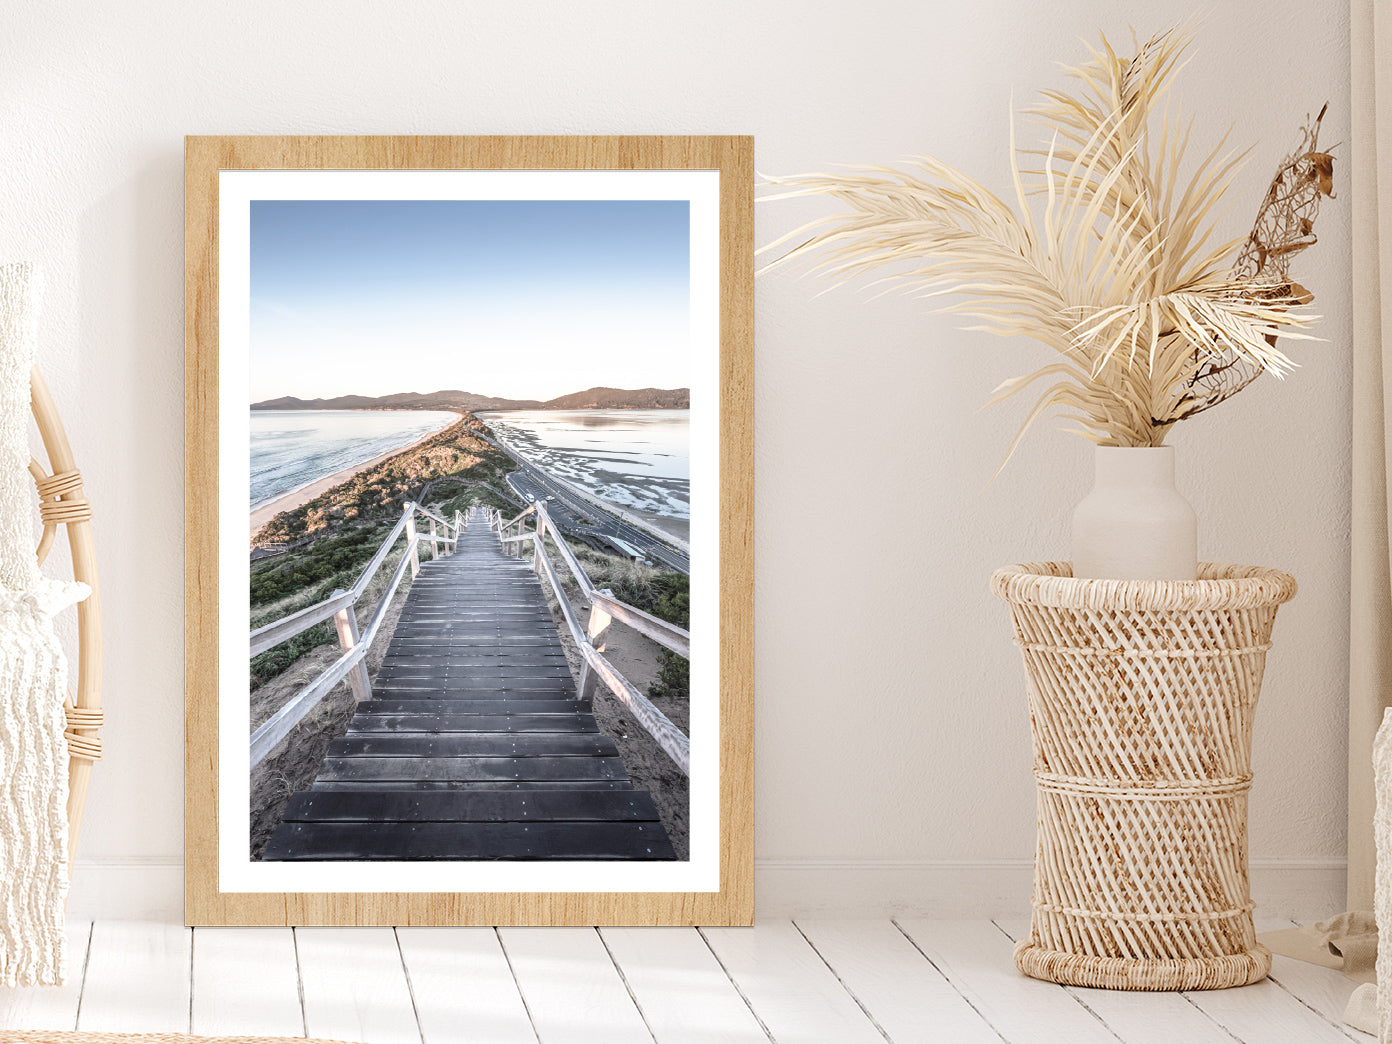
[[889, 919, 1008, 1044], [492, 930, 541, 1043], [988, 919, 1123, 1043], [391, 928, 427, 1044], [291, 927, 308, 1040], [1263, 972, 1362, 1041], [595, 928, 658, 1043], [694, 927, 776, 1043], [70, 920, 94, 1032], [790, 920, 893, 1042]]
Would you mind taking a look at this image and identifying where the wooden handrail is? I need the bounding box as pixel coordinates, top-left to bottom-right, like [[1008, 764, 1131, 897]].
[[348, 511, 412, 599], [250, 539, 417, 767], [532, 502, 690, 659], [530, 532, 586, 641], [589, 591, 691, 661], [250, 588, 356, 658], [528, 528, 691, 776], [250, 501, 460, 656], [534, 506, 596, 602], [413, 502, 456, 530], [248, 500, 461, 767], [501, 502, 538, 529], [581, 644, 690, 775]]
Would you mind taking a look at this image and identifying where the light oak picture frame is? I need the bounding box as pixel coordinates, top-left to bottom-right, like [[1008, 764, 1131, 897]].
[[184, 135, 753, 926]]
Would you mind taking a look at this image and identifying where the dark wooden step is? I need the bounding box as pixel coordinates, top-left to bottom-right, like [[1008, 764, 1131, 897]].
[[259, 515, 677, 863], [387, 635, 560, 646], [315, 755, 631, 784], [387, 637, 558, 645], [327, 733, 617, 759], [376, 667, 572, 682], [376, 663, 570, 675], [358, 698, 588, 714], [397, 609, 552, 620], [370, 682, 576, 698], [281, 788, 661, 823], [262, 821, 676, 860], [348, 712, 598, 733], [375, 654, 565, 670], [308, 779, 633, 792]]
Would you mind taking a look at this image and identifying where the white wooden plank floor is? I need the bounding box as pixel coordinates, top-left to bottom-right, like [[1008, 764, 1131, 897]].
[[0, 920, 1371, 1043]]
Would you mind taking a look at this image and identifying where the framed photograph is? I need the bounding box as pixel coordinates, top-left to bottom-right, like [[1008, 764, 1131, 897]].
[[184, 136, 753, 925]]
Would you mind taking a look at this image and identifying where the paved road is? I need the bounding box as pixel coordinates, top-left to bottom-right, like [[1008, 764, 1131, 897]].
[[471, 424, 690, 574], [505, 468, 690, 575]]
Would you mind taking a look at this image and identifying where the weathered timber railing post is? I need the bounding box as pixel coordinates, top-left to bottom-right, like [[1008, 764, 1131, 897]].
[[404, 502, 420, 578], [576, 587, 612, 703], [429, 516, 440, 561], [532, 531, 544, 577], [587, 588, 613, 648], [576, 659, 600, 704], [331, 588, 372, 703]]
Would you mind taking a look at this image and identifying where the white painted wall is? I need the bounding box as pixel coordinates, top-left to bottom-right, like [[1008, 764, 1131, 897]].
[[4, 0, 1352, 919]]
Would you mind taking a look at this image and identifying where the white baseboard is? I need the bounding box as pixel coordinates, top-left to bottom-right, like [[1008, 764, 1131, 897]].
[[755, 860, 1037, 919], [67, 859, 183, 922], [753, 859, 1349, 922], [63, 857, 1348, 924]]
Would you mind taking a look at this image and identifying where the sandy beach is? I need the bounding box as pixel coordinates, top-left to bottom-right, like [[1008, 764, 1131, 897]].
[[249, 414, 458, 541]]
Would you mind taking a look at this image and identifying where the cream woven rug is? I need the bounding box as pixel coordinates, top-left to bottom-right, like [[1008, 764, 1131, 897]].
[[0, 1034, 364, 1044]]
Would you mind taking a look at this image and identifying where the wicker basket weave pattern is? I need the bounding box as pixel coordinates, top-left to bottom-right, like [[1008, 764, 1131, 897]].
[[992, 562, 1297, 991]]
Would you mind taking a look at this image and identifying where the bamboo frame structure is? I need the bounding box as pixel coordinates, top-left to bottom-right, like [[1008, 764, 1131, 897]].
[[26, 364, 102, 872]]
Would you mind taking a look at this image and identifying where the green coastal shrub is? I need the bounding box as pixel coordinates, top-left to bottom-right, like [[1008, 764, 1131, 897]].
[[645, 573, 689, 704], [250, 524, 389, 607], [249, 622, 334, 689]]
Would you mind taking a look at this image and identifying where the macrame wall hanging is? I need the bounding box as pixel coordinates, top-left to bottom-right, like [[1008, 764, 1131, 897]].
[[0, 262, 103, 987]]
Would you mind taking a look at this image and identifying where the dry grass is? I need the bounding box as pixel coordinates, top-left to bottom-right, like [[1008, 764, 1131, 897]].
[[762, 25, 1327, 461]]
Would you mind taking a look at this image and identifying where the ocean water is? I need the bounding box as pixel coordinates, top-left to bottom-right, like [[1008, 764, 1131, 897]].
[[479, 410, 690, 529], [249, 410, 458, 509]]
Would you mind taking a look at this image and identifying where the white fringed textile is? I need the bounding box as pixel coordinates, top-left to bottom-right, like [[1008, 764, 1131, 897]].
[[0, 263, 88, 987], [1374, 707, 1392, 1042]]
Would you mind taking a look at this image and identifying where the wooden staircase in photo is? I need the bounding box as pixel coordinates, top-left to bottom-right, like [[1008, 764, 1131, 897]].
[[262, 507, 675, 861]]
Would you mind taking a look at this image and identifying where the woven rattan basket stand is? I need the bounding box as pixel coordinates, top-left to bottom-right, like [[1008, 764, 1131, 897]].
[[991, 562, 1297, 991]]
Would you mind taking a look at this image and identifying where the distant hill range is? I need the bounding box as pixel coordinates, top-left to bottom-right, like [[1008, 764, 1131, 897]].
[[250, 386, 690, 412]]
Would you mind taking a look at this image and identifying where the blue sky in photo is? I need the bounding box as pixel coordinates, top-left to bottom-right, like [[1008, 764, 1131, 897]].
[[249, 199, 691, 401]]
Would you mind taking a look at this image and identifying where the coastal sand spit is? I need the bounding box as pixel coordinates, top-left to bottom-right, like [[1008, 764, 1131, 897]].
[[249, 414, 458, 541]]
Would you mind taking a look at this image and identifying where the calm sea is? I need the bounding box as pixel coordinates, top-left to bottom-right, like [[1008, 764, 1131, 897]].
[[249, 410, 458, 509], [479, 409, 690, 533]]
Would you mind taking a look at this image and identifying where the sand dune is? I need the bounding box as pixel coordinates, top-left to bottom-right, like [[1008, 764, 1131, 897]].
[[249, 417, 455, 542]]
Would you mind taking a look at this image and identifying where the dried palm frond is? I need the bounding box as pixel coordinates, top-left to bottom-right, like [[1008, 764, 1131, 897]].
[[1180, 104, 1336, 418], [761, 26, 1329, 458]]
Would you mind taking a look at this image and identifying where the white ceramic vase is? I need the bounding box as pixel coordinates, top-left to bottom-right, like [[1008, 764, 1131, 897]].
[[1071, 445, 1198, 581]]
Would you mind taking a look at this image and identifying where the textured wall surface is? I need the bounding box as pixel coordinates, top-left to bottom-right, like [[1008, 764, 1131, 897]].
[[3, 0, 1353, 914]]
